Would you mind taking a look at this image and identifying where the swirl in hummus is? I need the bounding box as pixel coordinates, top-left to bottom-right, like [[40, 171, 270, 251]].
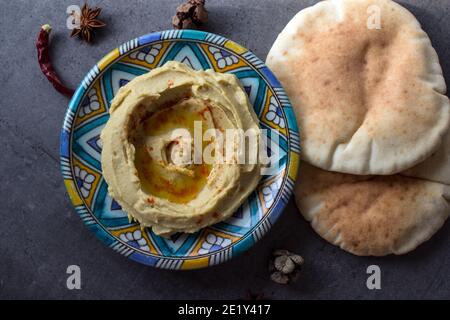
[[101, 61, 262, 236]]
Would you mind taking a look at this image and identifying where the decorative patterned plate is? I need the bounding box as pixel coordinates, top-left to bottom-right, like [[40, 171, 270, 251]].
[[60, 30, 300, 270]]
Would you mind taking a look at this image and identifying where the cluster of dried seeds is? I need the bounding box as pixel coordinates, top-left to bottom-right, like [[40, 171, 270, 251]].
[[172, 0, 208, 29], [269, 249, 304, 284]]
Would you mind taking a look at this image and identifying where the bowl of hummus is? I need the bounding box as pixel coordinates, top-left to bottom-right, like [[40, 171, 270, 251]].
[[60, 30, 299, 269], [101, 61, 263, 236]]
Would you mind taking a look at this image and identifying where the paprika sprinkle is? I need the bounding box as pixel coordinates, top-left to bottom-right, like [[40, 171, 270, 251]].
[[36, 24, 74, 98]]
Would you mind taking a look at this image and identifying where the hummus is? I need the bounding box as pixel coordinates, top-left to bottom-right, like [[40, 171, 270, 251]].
[[101, 61, 262, 236]]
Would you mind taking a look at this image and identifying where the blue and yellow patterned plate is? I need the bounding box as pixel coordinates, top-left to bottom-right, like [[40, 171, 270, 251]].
[[60, 30, 300, 269]]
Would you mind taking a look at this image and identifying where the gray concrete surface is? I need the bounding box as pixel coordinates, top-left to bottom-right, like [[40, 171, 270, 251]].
[[0, 0, 449, 300]]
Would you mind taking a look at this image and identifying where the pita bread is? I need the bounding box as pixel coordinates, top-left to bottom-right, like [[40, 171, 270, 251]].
[[403, 127, 450, 185], [295, 161, 450, 256], [267, 0, 450, 175]]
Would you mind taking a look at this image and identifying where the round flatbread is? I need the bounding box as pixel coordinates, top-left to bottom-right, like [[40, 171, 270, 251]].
[[295, 162, 450, 256], [267, 0, 450, 175], [403, 127, 450, 185]]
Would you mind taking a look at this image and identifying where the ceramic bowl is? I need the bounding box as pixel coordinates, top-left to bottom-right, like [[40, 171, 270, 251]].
[[60, 30, 300, 269]]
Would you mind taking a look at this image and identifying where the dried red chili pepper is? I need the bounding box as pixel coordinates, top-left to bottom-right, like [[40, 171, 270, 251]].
[[36, 24, 74, 98]]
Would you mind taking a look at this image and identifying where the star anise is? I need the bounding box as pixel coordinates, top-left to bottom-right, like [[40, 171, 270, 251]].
[[70, 3, 106, 43]]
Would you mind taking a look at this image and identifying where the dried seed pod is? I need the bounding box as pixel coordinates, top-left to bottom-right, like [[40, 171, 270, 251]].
[[289, 254, 304, 266], [172, 0, 208, 29], [181, 17, 196, 29], [177, 3, 193, 16], [270, 271, 290, 285], [193, 5, 208, 24], [172, 15, 182, 29], [274, 255, 296, 274], [269, 249, 304, 285]]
